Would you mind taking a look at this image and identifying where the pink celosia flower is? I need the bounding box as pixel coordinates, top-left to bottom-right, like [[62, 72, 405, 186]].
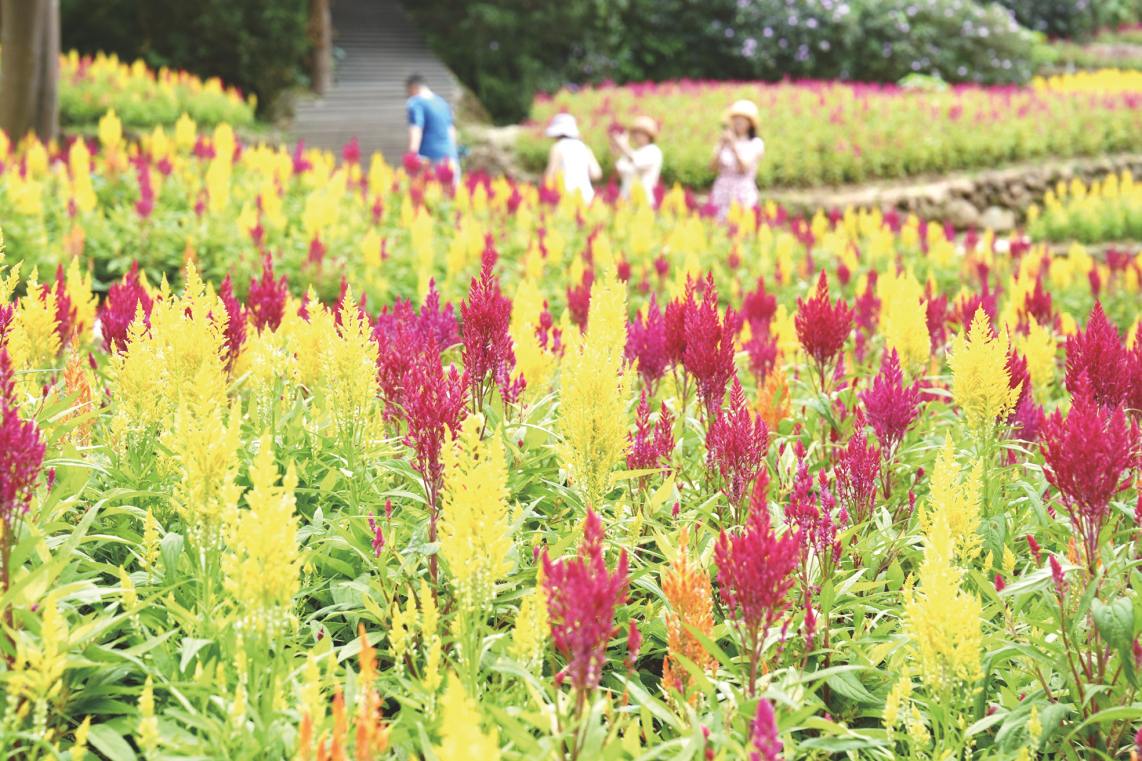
[[98, 262, 155, 353], [714, 501, 800, 695], [543, 509, 630, 707], [418, 280, 460, 351], [1049, 554, 1068, 598], [860, 349, 920, 461], [48, 264, 75, 347], [217, 274, 246, 374], [135, 162, 154, 219], [626, 294, 668, 395], [664, 277, 697, 369], [627, 392, 674, 488], [834, 409, 880, 525], [741, 276, 777, 330], [367, 512, 385, 557], [795, 270, 853, 390], [0, 349, 46, 528], [924, 283, 948, 353], [749, 698, 782, 761], [625, 621, 641, 672], [1040, 372, 1140, 570], [461, 240, 516, 410], [706, 377, 769, 521], [566, 270, 594, 329], [744, 329, 778, 384], [684, 273, 739, 422], [1065, 302, 1129, 409], [1026, 534, 1042, 566], [341, 137, 361, 165], [1019, 275, 1054, 327], [247, 253, 289, 334]]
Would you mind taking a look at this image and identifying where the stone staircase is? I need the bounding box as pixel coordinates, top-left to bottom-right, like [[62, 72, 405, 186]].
[[290, 0, 460, 164]]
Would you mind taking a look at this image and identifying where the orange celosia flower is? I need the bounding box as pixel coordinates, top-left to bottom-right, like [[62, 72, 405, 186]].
[[297, 713, 314, 761], [354, 623, 389, 760], [330, 687, 348, 761], [661, 530, 715, 703], [62, 337, 95, 447], [756, 362, 791, 431]]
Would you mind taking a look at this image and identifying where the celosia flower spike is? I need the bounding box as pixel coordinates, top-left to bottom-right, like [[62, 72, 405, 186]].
[[684, 273, 739, 422], [749, 698, 782, 761], [461, 239, 516, 411], [1065, 301, 1128, 409], [795, 270, 853, 391], [706, 377, 770, 522]]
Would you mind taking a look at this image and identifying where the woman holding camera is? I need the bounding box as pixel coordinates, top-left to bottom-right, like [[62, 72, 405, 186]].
[[611, 115, 663, 207], [709, 100, 765, 221]]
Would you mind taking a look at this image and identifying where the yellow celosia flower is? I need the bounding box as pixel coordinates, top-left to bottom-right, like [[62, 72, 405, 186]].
[[557, 270, 631, 507], [65, 257, 98, 336], [221, 436, 302, 633], [883, 677, 912, 729], [918, 437, 983, 561], [904, 510, 983, 699], [138, 675, 159, 754], [434, 674, 500, 761], [9, 591, 68, 727], [1017, 320, 1056, 402], [441, 414, 512, 620], [948, 308, 1019, 439], [510, 582, 548, 668], [166, 400, 243, 552], [8, 270, 61, 371], [320, 288, 379, 446], [99, 109, 123, 151], [71, 716, 92, 761], [882, 291, 930, 373]]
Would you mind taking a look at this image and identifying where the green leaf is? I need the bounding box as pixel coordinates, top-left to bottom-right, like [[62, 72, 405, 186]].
[[824, 669, 878, 705], [1092, 597, 1134, 653], [86, 723, 138, 761], [160, 532, 183, 583], [179, 638, 213, 673]]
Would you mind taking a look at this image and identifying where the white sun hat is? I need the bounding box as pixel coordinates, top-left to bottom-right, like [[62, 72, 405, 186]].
[[545, 112, 580, 139]]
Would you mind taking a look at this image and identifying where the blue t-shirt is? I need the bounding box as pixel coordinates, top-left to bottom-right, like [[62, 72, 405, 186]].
[[407, 93, 457, 161]]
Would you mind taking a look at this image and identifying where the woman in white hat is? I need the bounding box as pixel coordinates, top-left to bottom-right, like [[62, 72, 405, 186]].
[[611, 115, 664, 207], [709, 100, 765, 220], [543, 112, 602, 203]]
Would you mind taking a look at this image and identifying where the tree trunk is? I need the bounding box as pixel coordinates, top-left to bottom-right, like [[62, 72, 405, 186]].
[[0, 0, 58, 143], [309, 0, 333, 96]]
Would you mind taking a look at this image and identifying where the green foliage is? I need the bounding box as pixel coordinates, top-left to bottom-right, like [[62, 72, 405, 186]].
[[60, 0, 310, 117]]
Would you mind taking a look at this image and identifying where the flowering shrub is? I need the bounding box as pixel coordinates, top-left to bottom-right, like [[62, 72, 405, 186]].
[[522, 75, 1142, 187], [1, 123, 1142, 760]]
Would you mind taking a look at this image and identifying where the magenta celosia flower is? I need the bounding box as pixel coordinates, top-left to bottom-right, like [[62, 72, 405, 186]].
[[741, 276, 777, 330], [566, 270, 594, 329], [367, 512, 385, 557], [402, 151, 424, 176], [1065, 302, 1129, 409], [1027, 534, 1042, 565], [715, 502, 800, 695], [627, 392, 674, 487], [1040, 372, 1140, 571], [749, 698, 782, 761], [306, 236, 327, 267], [418, 280, 460, 351], [374, 317, 419, 421], [664, 277, 697, 369], [1049, 554, 1068, 598], [135, 162, 154, 219], [342, 137, 361, 165], [625, 621, 641, 672], [955, 278, 1000, 330], [543, 509, 630, 706], [795, 270, 853, 390], [247, 253, 289, 333], [1, 349, 46, 528], [1020, 275, 1054, 327], [626, 294, 668, 395], [98, 262, 155, 353], [860, 348, 920, 461], [706, 377, 769, 521], [461, 240, 516, 410], [48, 264, 75, 347], [217, 275, 246, 374], [785, 450, 843, 571], [924, 283, 948, 353], [684, 273, 739, 422], [834, 409, 881, 525]]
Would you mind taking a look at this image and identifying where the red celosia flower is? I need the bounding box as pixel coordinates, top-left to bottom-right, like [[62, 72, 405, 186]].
[[924, 282, 948, 353], [706, 377, 769, 521], [625, 621, 641, 672], [135, 161, 154, 219], [744, 329, 778, 384], [341, 137, 361, 165], [306, 236, 327, 267], [247, 253, 289, 333], [1065, 302, 1129, 409], [402, 346, 469, 567], [461, 239, 516, 410], [1049, 554, 1068, 598], [714, 502, 800, 695], [217, 274, 247, 374], [543, 509, 630, 705], [795, 270, 853, 390], [419, 280, 460, 351], [98, 262, 154, 353], [1, 348, 47, 528], [749, 698, 782, 761], [367, 512, 385, 557], [626, 294, 668, 395], [1027, 534, 1042, 565], [684, 273, 739, 422], [785, 448, 843, 571], [955, 278, 1000, 329], [860, 348, 920, 461], [627, 391, 674, 488], [1040, 371, 1140, 571], [834, 409, 880, 525], [1020, 274, 1054, 327]]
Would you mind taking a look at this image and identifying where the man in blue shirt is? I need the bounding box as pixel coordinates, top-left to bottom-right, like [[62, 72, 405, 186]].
[[406, 73, 458, 183]]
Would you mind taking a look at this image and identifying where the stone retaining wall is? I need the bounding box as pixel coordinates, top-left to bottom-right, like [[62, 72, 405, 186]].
[[767, 154, 1142, 232]]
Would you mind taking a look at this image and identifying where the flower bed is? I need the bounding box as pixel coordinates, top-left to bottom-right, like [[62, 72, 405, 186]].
[[518, 76, 1142, 189], [54, 51, 255, 131], [1, 123, 1142, 760]]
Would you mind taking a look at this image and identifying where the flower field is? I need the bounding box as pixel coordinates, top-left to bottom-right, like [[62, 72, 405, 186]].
[[519, 73, 1142, 189], [50, 51, 255, 132], [1029, 170, 1142, 244], [1, 119, 1142, 761]]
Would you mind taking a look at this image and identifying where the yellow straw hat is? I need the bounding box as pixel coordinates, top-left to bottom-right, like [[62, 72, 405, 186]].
[[629, 115, 660, 141], [724, 100, 760, 130]]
